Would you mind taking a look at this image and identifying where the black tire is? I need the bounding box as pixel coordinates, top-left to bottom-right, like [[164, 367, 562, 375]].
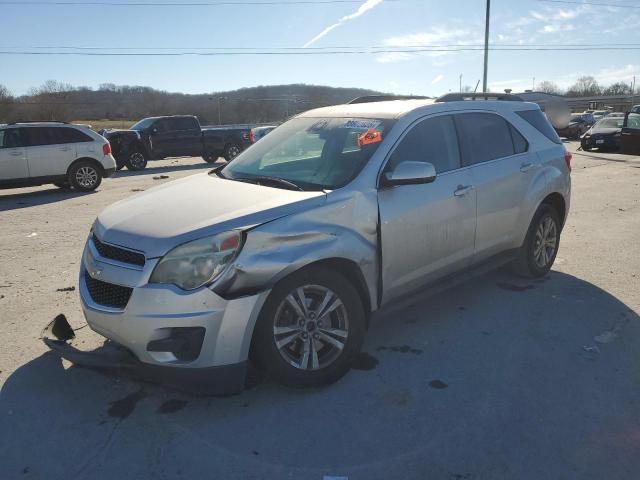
[[223, 143, 241, 162], [511, 204, 561, 278], [67, 161, 102, 192], [115, 159, 126, 171], [53, 182, 71, 189], [203, 153, 219, 163], [125, 149, 148, 171], [251, 266, 366, 388]]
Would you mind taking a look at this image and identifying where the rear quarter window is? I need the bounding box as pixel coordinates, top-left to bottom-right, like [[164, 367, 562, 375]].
[[58, 127, 93, 143], [516, 109, 562, 144]]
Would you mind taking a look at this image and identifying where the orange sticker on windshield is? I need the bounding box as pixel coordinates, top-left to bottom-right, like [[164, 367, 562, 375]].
[[358, 128, 383, 147]]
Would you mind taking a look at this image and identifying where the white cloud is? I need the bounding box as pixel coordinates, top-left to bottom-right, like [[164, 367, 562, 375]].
[[431, 74, 444, 85], [375, 28, 477, 64], [541, 23, 575, 34], [303, 0, 384, 48]]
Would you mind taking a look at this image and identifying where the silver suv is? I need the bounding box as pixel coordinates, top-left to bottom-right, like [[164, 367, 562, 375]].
[[0, 122, 116, 191], [46, 94, 571, 394]]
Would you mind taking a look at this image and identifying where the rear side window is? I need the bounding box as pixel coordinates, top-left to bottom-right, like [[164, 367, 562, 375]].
[[174, 117, 198, 130], [510, 125, 528, 154], [455, 113, 514, 165], [24, 127, 59, 146], [387, 115, 461, 174], [516, 109, 561, 144], [58, 127, 93, 143]]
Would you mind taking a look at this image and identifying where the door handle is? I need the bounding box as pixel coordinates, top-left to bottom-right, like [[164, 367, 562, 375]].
[[520, 162, 534, 172], [454, 185, 474, 197]]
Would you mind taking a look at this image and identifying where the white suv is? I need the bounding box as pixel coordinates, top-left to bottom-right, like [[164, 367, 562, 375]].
[[0, 122, 117, 191]]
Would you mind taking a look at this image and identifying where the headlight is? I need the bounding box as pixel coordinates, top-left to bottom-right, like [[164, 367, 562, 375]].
[[149, 231, 242, 290]]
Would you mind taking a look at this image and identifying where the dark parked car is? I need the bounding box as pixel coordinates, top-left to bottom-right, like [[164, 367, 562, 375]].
[[100, 115, 252, 170], [581, 116, 624, 151], [556, 113, 594, 139]]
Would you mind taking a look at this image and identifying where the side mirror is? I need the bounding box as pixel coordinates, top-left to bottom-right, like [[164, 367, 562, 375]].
[[381, 161, 437, 187]]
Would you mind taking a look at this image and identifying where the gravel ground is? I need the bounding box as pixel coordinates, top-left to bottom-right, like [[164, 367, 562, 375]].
[[0, 144, 639, 480]]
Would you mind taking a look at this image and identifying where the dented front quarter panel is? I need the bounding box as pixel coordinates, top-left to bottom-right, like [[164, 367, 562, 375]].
[[214, 187, 380, 311]]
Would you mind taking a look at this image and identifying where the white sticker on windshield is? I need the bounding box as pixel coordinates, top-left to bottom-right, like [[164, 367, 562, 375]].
[[339, 119, 382, 130]]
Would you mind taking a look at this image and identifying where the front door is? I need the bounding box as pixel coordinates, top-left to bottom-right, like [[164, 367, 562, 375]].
[[0, 128, 29, 180], [378, 114, 477, 304]]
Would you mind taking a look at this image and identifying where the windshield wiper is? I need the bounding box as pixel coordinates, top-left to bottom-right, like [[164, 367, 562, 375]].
[[233, 176, 305, 191]]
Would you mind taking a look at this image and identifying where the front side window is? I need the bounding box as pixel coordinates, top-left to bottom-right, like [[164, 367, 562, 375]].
[[625, 113, 640, 129], [220, 117, 394, 190], [456, 112, 515, 165], [386, 115, 461, 174], [130, 118, 156, 130]]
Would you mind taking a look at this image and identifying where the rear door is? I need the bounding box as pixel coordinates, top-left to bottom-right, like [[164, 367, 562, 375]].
[[620, 113, 640, 155], [172, 117, 202, 156], [455, 112, 534, 261], [24, 127, 75, 178], [0, 128, 29, 180], [378, 114, 477, 304]]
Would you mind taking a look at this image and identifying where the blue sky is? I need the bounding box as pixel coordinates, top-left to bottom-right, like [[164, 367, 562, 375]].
[[1, 0, 639, 96]]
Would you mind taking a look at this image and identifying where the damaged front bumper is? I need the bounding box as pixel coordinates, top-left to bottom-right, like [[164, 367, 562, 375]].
[[42, 314, 248, 395]]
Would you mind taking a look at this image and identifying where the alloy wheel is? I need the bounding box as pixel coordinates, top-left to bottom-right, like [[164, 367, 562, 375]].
[[272, 284, 349, 371], [129, 152, 146, 169], [533, 216, 558, 268], [75, 166, 98, 188]]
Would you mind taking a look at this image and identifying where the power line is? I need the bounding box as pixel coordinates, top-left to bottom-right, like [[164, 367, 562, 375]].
[[0, 0, 398, 5], [4, 42, 640, 50], [535, 0, 640, 8], [2, 46, 640, 56]]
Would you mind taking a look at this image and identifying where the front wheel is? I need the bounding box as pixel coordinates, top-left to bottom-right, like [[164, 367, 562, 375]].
[[511, 204, 561, 278], [203, 153, 219, 163], [68, 161, 102, 192], [251, 266, 365, 388]]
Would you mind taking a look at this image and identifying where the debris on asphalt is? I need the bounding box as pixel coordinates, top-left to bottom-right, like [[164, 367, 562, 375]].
[[156, 399, 187, 414], [594, 330, 618, 344], [108, 388, 147, 419], [56, 286, 75, 292], [582, 345, 600, 353], [152, 175, 170, 180], [429, 380, 448, 390], [130, 188, 145, 192], [26, 232, 37, 238], [377, 345, 423, 355]]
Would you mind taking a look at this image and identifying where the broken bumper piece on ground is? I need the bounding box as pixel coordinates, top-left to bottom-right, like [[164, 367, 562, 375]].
[[41, 314, 247, 396]]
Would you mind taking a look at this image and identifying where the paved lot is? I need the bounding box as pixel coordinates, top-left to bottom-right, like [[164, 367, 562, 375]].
[[1, 143, 639, 479]]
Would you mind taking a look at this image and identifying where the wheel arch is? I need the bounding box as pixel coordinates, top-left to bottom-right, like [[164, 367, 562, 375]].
[[541, 192, 567, 229], [67, 157, 104, 176]]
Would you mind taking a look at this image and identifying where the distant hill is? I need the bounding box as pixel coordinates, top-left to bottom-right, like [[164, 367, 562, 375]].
[[4, 82, 388, 125]]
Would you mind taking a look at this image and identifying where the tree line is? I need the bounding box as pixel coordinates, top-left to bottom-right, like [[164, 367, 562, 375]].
[[0, 81, 382, 125], [535, 76, 638, 97]]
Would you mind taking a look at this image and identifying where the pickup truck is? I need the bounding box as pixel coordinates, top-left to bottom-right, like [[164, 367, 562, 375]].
[[100, 115, 252, 170]]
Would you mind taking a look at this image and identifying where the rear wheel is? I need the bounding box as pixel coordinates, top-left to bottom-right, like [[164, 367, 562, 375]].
[[126, 149, 148, 171], [68, 161, 102, 192], [223, 143, 241, 162], [251, 266, 365, 388], [511, 204, 561, 278]]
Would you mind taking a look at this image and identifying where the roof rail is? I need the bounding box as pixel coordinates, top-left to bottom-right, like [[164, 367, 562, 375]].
[[348, 95, 430, 104], [7, 120, 69, 125], [435, 93, 524, 103]]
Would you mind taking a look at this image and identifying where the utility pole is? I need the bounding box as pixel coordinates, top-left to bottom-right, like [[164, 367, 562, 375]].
[[632, 75, 636, 108], [533, 77, 536, 91], [459, 74, 463, 93], [217, 96, 227, 125], [482, 0, 491, 93]]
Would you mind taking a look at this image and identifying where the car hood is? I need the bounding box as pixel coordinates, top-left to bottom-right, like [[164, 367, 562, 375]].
[[587, 127, 621, 136], [93, 173, 326, 258]]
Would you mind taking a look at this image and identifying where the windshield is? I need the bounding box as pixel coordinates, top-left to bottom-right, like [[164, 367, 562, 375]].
[[596, 118, 623, 128], [130, 118, 156, 130], [219, 117, 394, 190]]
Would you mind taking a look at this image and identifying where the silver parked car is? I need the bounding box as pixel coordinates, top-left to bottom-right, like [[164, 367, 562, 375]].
[[45, 94, 571, 394]]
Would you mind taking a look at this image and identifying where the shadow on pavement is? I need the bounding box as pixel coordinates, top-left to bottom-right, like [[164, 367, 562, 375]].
[[112, 159, 222, 178], [1, 270, 639, 480], [0, 188, 96, 212]]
